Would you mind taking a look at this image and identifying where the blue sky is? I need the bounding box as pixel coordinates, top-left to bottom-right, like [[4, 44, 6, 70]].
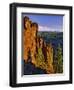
[[22, 13, 63, 32]]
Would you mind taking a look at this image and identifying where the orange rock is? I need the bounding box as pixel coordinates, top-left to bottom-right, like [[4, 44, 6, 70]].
[[23, 17, 54, 73]]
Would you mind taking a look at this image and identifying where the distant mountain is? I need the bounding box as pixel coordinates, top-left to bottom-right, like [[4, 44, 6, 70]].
[[38, 31, 63, 56], [37, 31, 63, 47]]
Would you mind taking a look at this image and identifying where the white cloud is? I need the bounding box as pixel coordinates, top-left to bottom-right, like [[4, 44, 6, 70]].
[[38, 25, 62, 32], [39, 25, 50, 31]]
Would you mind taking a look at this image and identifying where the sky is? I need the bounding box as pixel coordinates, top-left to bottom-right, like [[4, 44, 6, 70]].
[[22, 13, 63, 32]]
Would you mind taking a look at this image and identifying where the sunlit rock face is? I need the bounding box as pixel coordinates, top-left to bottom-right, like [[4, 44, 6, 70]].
[[23, 16, 54, 74]]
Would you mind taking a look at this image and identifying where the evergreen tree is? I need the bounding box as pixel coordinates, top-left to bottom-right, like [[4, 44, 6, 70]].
[[57, 44, 63, 73]]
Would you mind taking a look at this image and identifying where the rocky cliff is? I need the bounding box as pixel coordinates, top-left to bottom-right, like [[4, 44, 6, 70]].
[[23, 17, 54, 74]]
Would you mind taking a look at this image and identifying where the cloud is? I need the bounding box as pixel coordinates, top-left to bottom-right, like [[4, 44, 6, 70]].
[[39, 25, 50, 31], [38, 25, 62, 32]]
